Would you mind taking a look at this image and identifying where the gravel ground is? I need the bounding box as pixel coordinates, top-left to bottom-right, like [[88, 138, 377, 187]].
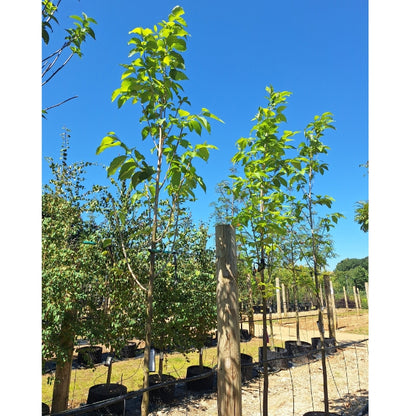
[[148, 341, 368, 416]]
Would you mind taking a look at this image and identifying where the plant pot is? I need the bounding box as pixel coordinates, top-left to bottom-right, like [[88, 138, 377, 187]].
[[258, 347, 287, 371], [240, 329, 252, 342], [77, 346, 103, 366], [274, 347, 290, 369], [149, 374, 176, 403], [186, 365, 214, 392], [311, 337, 337, 354], [42, 402, 50, 415], [303, 412, 340, 416], [285, 341, 313, 365], [87, 383, 127, 415], [240, 353, 254, 381], [119, 341, 137, 359]]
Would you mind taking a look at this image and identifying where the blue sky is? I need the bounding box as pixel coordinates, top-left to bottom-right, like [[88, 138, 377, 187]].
[[42, 0, 368, 271]]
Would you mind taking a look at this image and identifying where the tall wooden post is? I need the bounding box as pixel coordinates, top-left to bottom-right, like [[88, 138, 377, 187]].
[[324, 275, 336, 340], [365, 282, 369, 307], [276, 276, 281, 319], [353, 285, 359, 315], [357, 288, 362, 309], [343, 286, 349, 309], [216, 225, 242, 416], [282, 282, 288, 317]]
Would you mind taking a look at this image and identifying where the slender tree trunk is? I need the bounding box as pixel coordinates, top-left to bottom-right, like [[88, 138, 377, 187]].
[[247, 273, 255, 337], [51, 310, 76, 413], [261, 267, 268, 416], [292, 268, 301, 345], [141, 125, 164, 416]]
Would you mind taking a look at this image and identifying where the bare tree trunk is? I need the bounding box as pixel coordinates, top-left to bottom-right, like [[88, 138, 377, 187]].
[[216, 224, 242, 416], [261, 268, 269, 416]]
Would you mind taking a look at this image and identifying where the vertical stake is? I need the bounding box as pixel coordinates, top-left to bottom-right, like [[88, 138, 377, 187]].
[[216, 224, 242, 416]]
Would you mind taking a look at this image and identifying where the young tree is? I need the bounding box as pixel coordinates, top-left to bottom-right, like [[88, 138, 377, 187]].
[[96, 7, 222, 414], [42, 132, 108, 413], [231, 86, 297, 416], [291, 113, 343, 414]]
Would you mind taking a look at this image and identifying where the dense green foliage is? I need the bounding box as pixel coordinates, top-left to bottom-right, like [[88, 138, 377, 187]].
[[333, 256, 368, 291]]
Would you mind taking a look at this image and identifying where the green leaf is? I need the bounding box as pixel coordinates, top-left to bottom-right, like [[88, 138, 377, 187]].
[[169, 6, 185, 22], [190, 119, 202, 135], [170, 69, 188, 81], [196, 146, 209, 161], [107, 155, 127, 177], [102, 238, 113, 248], [171, 39, 186, 51], [201, 108, 224, 123], [118, 160, 137, 180], [96, 133, 121, 155]]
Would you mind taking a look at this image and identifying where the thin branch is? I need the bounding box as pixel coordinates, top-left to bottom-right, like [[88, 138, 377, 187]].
[[120, 238, 147, 292], [43, 96, 78, 112], [42, 51, 75, 86]]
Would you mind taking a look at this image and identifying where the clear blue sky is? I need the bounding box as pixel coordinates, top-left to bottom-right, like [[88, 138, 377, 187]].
[[42, 0, 368, 271]]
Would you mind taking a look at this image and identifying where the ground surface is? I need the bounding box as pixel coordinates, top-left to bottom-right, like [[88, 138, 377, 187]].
[[146, 311, 368, 416], [43, 310, 368, 415]]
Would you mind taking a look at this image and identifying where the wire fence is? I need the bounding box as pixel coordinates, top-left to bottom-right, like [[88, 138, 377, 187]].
[[44, 337, 368, 416]]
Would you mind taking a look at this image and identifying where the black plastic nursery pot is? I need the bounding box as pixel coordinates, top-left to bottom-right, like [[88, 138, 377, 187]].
[[87, 383, 127, 415], [185, 365, 214, 392], [42, 402, 50, 415], [258, 347, 288, 371], [273, 347, 290, 369], [284, 341, 313, 364], [240, 329, 252, 342], [240, 353, 254, 381], [303, 412, 340, 416], [149, 374, 176, 403], [311, 337, 337, 354], [77, 346, 103, 366], [119, 341, 137, 359]]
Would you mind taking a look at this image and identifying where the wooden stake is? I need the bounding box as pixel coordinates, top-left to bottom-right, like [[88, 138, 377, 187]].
[[324, 275, 337, 340], [275, 276, 281, 320], [282, 282, 287, 317], [343, 286, 349, 309], [216, 225, 242, 416], [353, 285, 359, 316], [365, 281, 369, 307]]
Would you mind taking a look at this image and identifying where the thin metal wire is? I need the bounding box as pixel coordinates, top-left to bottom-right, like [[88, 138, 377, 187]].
[[354, 343, 362, 390], [288, 365, 295, 416], [341, 348, 350, 394], [307, 359, 315, 411], [327, 355, 342, 399]]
